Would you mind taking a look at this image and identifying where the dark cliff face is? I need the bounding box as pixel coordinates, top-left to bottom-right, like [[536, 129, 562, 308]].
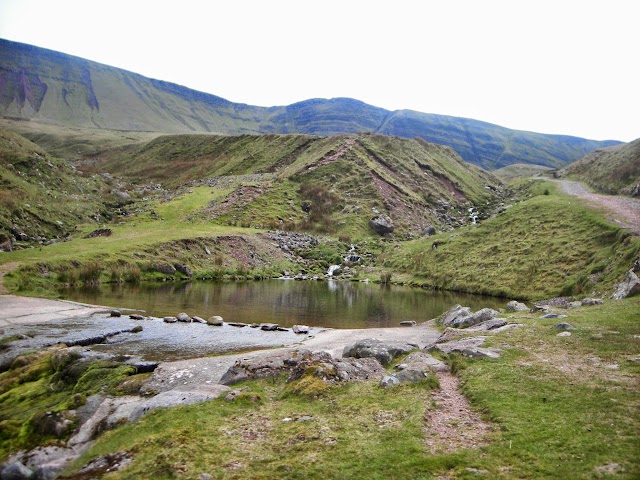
[[0, 38, 621, 169]]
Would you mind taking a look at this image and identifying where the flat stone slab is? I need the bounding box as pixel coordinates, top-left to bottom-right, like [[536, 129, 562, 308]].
[[0, 295, 109, 326]]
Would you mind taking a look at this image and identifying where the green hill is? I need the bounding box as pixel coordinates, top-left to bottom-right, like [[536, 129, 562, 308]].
[[0, 127, 129, 249], [558, 138, 640, 196], [90, 132, 502, 237], [0, 38, 620, 170]]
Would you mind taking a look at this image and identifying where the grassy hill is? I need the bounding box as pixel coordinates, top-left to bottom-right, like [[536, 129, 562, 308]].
[[0, 127, 133, 248], [0, 38, 620, 170], [558, 138, 640, 196], [492, 163, 553, 180], [88, 133, 502, 238]]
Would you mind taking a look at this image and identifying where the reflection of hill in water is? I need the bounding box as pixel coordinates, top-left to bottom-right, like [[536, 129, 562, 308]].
[[61, 280, 504, 329]]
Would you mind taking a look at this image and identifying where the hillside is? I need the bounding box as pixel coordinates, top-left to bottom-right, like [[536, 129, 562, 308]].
[[89, 133, 503, 237], [0, 127, 133, 250], [0, 38, 620, 170], [558, 138, 640, 196]]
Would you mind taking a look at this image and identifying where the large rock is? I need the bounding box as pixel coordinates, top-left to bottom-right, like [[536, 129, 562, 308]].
[[220, 350, 312, 385], [175, 264, 192, 276], [440, 305, 500, 329], [399, 351, 449, 373], [368, 215, 395, 235], [206, 316, 224, 326], [431, 336, 501, 358], [506, 300, 528, 311], [156, 264, 177, 275], [438, 305, 472, 327], [342, 338, 417, 365], [126, 386, 230, 422], [176, 312, 191, 323], [611, 270, 640, 300], [0, 462, 33, 480]]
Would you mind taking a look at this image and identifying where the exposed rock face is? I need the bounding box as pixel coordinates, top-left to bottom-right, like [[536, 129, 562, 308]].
[[611, 270, 640, 300], [368, 215, 395, 235], [342, 338, 417, 365], [220, 350, 312, 385]]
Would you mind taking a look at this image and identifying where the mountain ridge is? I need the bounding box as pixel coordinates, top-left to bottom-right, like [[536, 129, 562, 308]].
[[0, 38, 621, 170]]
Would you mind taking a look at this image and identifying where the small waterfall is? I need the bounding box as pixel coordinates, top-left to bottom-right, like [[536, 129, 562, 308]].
[[469, 207, 478, 225], [327, 265, 341, 276]]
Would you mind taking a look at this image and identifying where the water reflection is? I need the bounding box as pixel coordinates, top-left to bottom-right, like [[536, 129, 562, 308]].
[[61, 280, 505, 329]]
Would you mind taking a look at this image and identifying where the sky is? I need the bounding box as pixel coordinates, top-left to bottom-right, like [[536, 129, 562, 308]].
[[0, 0, 637, 142]]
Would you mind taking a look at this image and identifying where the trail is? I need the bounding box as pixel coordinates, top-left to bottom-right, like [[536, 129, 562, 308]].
[[556, 180, 640, 234]]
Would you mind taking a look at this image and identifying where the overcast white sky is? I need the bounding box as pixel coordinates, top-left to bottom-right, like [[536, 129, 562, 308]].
[[0, 0, 637, 141]]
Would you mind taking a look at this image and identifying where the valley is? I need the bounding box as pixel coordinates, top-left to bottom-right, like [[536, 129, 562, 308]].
[[0, 40, 638, 480]]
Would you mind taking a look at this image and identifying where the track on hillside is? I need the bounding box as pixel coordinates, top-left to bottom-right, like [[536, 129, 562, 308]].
[[557, 180, 640, 234]]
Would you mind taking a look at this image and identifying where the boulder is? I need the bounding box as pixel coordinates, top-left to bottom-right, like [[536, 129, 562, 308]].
[[554, 322, 575, 330], [342, 338, 417, 365], [163, 316, 177, 323], [441, 306, 500, 329], [156, 264, 176, 275], [581, 298, 603, 306], [260, 323, 279, 331], [0, 462, 33, 480], [206, 316, 224, 326], [368, 214, 395, 235], [423, 225, 436, 236], [191, 316, 206, 324], [292, 324, 309, 334], [220, 350, 313, 385], [438, 304, 472, 327], [611, 269, 640, 299], [228, 322, 248, 328], [175, 264, 192, 276], [506, 300, 528, 312], [399, 320, 417, 327], [431, 336, 501, 358], [176, 312, 191, 323], [109, 310, 122, 317], [129, 314, 145, 320], [400, 351, 449, 373]]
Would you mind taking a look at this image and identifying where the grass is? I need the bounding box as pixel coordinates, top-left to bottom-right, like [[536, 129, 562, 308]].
[[380, 180, 640, 300], [51, 296, 640, 479]]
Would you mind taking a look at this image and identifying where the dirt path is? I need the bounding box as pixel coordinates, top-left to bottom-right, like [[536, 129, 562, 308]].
[[0, 261, 20, 295], [424, 372, 493, 453], [557, 180, 640, 233]]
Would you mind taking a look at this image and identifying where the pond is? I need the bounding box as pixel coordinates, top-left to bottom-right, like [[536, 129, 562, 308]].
[[59, 279, 506, 329]]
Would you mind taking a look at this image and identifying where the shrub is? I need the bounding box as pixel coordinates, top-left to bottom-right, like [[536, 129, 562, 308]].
[[78, 262, 103, 286]]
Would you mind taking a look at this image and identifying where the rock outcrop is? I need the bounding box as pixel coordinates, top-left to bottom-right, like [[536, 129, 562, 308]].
[[611, 269, 640, 300]]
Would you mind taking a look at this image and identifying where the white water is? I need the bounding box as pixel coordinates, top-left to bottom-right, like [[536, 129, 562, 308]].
[[327, 265, 341, 276]]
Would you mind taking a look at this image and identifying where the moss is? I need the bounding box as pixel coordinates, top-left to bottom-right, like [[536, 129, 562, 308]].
[[73, 362, 136, 396]]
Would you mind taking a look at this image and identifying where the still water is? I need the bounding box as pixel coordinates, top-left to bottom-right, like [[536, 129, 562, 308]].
[[59, 280, 505, 329]]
